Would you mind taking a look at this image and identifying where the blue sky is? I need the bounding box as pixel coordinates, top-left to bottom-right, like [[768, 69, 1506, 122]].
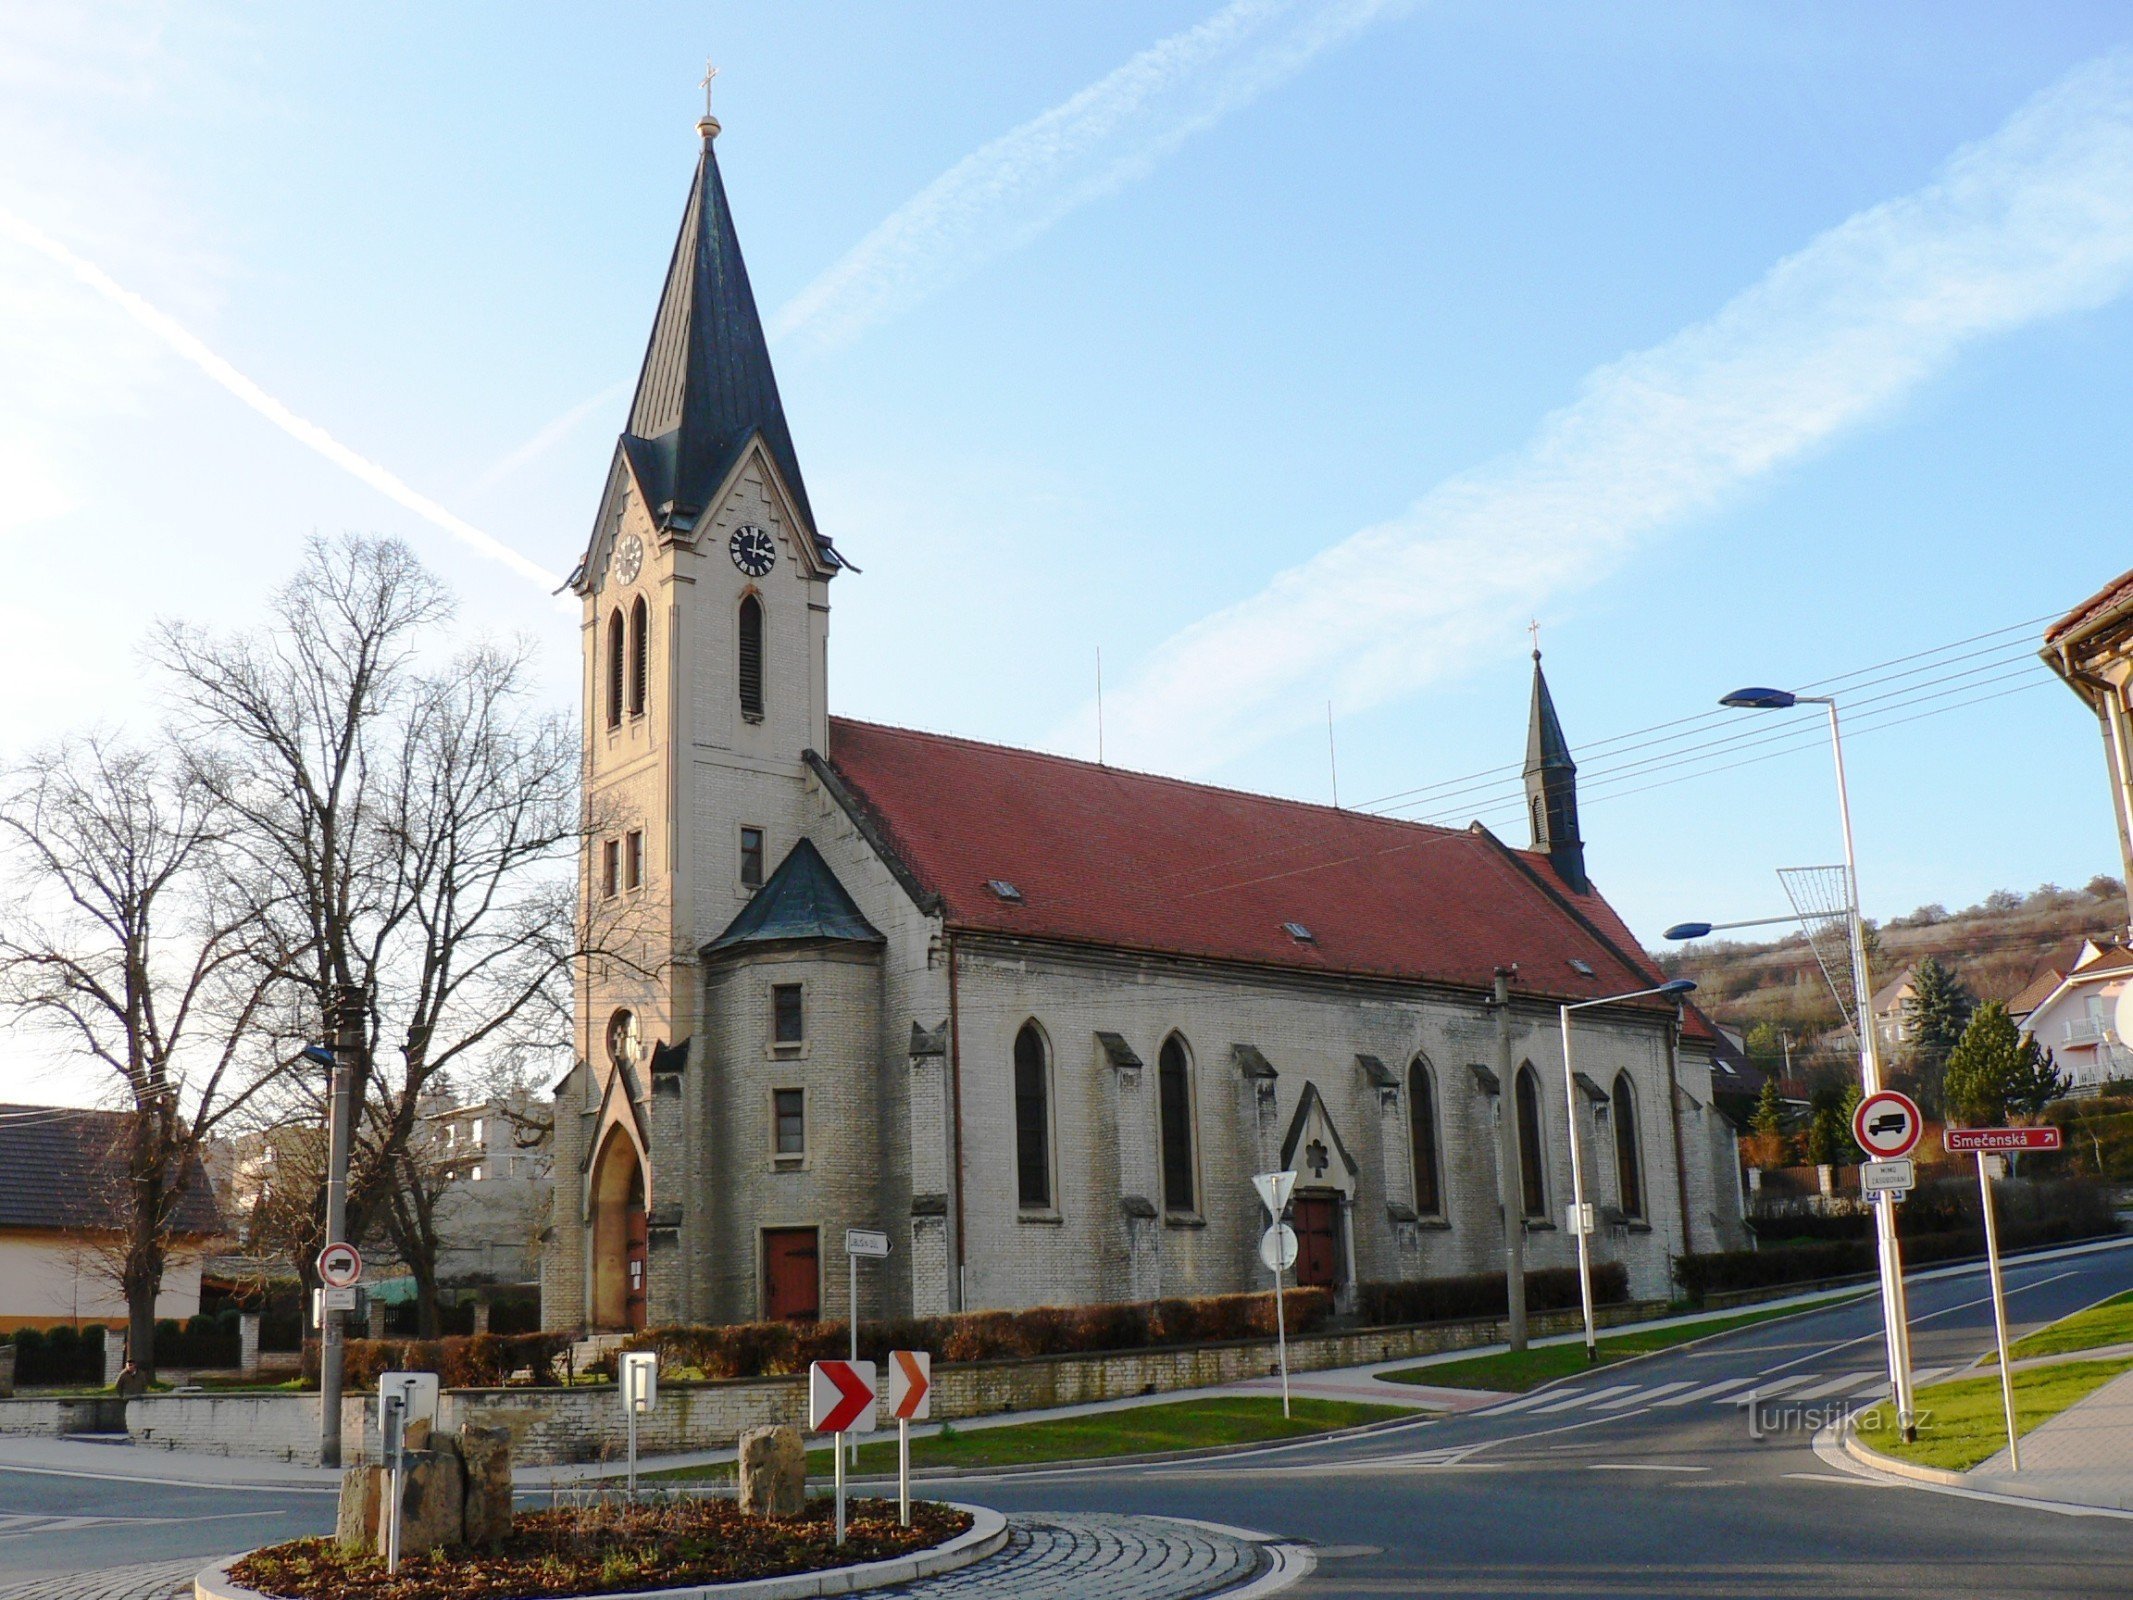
[[5, 3, 2133, 1101]]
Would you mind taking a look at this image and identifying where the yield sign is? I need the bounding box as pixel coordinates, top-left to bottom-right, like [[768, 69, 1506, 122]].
[[809, 1359, 877, 1434], [887, 1349, 931, 1421], [1252, 1170, 1297, 1219]]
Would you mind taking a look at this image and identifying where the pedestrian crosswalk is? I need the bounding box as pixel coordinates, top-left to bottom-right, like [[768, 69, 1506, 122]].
[[1473, 1366, 1948, 1418]]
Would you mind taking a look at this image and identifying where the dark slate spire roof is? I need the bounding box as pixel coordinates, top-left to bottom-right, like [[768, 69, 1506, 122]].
[[621, 121, 813, 537], [1523, 652, 1586, 894], [704, 837, 883, 954]]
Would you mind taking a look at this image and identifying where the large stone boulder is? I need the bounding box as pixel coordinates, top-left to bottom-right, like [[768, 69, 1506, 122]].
[[457, 1425, 513, 1549], [335, 1464, 382, 1554], [393, 1443, 465, 1556], [737, 1425, 805, 1519]]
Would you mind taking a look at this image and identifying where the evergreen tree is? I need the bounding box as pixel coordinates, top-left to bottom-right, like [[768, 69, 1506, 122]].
[[1944, 1001, 2064, 1125], [1751, 1077, 1785, 1137], [1900, 956, 1974, 1116], [1837, 1082, 1865, 1164]]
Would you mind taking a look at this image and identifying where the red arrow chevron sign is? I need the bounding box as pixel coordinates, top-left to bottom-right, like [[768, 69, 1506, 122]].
[[888, 1349, 931, 1422], [809, 1359, 877, 1434]]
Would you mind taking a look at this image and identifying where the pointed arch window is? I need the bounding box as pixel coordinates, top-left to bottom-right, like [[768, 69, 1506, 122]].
[[1157, 1035, 1197, 1215], [1612, 1073, 1645, 1221], [738, 594, 765, 721], [1408, 1058, 1442, 1217], [627, 597, 649, 718], [1515, 1065, 1547, 1220], [1013, 1022, 1052, 1210], [605, 609, 626, 729]]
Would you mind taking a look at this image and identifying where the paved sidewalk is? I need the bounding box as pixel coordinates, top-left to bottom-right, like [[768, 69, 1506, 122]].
[[0, 1553, 210, 1600], [1969, 1364, 2133, 1510]]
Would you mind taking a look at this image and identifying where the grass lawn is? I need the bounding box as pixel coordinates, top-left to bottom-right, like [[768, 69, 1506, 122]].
[[649, 1396, 1405, 1483], [1379, 1300, 1862, 1393], [1857, 1357, 2133, 1472], [2004, 1290, 2133, 1362]]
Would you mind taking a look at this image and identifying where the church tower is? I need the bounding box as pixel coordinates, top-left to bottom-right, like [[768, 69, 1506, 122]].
[[547, 100, 852, 1332], [1524, 651, 1586, 893]]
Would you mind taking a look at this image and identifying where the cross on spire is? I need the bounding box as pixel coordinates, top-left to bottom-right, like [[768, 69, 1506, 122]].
[[1527, 618, 1542, 660], [701, 60, 719, 114]]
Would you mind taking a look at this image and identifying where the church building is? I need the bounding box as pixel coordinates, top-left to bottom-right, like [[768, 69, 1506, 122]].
[[541, 110, 1747, 1335]]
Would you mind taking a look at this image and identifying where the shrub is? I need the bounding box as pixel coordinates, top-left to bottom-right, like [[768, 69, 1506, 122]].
[[8, 1324, 105, 1386], [1354, 1264, 1628, 1326], [299, 1331, 569, 1389], [153, 1309, 241, 1369]]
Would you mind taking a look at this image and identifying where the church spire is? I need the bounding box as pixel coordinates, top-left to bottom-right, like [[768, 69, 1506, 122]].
[[617, 98, 813, 539], [1524, 650, 1587, 894]]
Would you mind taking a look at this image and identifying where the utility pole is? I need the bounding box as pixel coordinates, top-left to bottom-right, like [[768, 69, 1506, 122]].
[[319, 982, 362, 1469], [1494, 967, 1527, 1351]]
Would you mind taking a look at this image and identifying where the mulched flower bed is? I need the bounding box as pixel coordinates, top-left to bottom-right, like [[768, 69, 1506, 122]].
[[228, 1496, 972, 1600]]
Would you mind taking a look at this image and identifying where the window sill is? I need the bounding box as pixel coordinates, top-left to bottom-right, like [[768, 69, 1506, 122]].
[[1017, 1209, 1064, 1226], [1522, 1218, 1557, 1232], [1621, 1218, 1652, 1233], [771, 1157, 807, 1172], [1414, 1216, 1452, 1232], [742, 712, 766, 726], [768, 1043, 810, 1061], [1162, 1212, 1206, 1230]]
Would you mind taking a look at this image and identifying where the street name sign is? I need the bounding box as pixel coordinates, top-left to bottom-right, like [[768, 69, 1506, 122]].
[[1258, 1223, 1298, 1273], [887, 1350, 931, 1421], [1945, 1126, 2062, 1153], [845, 1228, 891, 1259], [317, 1241, 363, 1289], [1853, 1090, 1923, 1161], [1252, 1170, 1297, 1218], [809, 1359, 878, 1434], [1861, 1158, 1915, 1195]]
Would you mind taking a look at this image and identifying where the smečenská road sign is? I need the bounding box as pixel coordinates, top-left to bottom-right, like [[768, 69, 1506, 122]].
[[317, 1242, 364, 1289], [887, 1349, 931, 1421], [809, 1359, 878, 1434], [1945, 1126, 2062, 1153], [1853, 1090, 1923, 1161]]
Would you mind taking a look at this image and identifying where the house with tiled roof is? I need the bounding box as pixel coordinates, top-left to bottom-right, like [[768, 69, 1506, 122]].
[[0, 1106, 224, 1331], [541, 110, 1747, 1335], [2045, 567, 2133, 938], [2017, 942, 2133, 1092]]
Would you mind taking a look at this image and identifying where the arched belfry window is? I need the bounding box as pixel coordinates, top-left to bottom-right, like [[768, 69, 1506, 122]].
[[627, 596, 649, 718], [605, 609, 625, 729], [1613, 1073, 1645, 1221], [1515, 1065, 1547, 1220], [737, 594, 764, 720], [1157, 1034, 1196, 1214], [1013, 1022, 1052, 1210], [1408, 1058, 1442, 1217]]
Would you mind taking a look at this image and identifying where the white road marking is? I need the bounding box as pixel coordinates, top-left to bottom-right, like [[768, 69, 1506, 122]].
[[1789, 1373, 1879, 1400], [1651, 1377, 1754, 1406], [1593, 1382, 1693, 1409], [1526, 1384, 1639, 1414], [1731, 1374, 1819, 1403], [1476, 1390, 1562, 1415], [1587, 1463, 1710, 1472]]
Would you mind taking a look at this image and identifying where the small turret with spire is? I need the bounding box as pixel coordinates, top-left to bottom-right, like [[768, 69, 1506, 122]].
[[1524, 643, 1587, 894]]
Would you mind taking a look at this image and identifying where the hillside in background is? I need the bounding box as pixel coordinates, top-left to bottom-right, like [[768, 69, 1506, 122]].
[[1654, 876, 2127, 1081]]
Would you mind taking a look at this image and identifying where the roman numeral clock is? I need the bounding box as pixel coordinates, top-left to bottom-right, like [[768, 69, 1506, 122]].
[[730, 524, 776, 577]]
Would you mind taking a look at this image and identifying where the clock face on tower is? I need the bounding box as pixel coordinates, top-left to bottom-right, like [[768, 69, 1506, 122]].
[[613, 532, 644, 586], [729, 524, 777, 578]]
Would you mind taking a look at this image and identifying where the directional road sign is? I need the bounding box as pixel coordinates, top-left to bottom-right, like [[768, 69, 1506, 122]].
[[887, 1350, 931, 1422], [1945, 1126, 2062, 1153], [1258, 1223, 1298, 1273], [1853, 1090, 1923, 1161], [809, 1359, 878, 1434], [1861, 1157, 1915, 1195], [845, 1228, 891, 1259], [1252, 1170, 1297, 1218], [317, 1241, 364, 1289]]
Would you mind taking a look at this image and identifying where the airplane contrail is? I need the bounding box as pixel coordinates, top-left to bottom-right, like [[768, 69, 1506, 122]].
[[0, 206, 563, 592]]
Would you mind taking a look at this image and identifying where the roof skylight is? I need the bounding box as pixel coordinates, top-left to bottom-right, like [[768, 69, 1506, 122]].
[[987, 879, 1024, 903], [1283, 921, 1315, 943]]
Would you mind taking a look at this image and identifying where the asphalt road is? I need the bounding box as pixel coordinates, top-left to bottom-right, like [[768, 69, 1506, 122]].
[[4, 1239, 2130, 1598]]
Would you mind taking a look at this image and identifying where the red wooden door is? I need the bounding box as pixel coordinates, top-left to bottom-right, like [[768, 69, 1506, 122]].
[[625, 1207, 649, 1331], [1293, 1197, 1340, 1289], [764, 1228, 821, 1322]]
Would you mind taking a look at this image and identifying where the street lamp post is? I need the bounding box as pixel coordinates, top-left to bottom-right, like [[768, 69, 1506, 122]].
[[1719, 686, 1918, 1440], [1560, 979, 1697, 1361], [312, 982, 364, 1470]]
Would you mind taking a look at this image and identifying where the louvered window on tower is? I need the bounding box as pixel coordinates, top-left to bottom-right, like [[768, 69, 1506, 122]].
[[738, 595, 764, 720], [628, 597, 649, 718], [605, 610, 626, 729]]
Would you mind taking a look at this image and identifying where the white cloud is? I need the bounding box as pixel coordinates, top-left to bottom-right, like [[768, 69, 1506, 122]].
[[770, 0, 1411, 353], [1075, 51, 2133, 775]]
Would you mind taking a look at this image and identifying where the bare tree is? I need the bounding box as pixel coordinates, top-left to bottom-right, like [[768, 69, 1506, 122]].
[[158, 536, 651, 1334], [0, 737, 281, 1380]]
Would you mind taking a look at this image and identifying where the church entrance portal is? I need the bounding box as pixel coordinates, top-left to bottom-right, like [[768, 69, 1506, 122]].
[[590, 1126, 648, 1331], [1293, 1195, 1343, 1290], [763, 1228, 820, 1322]]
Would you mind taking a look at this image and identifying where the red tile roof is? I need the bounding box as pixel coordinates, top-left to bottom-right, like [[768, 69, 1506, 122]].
[[822, 718, 1704, 1032], [2047, 568, 2133, 646]]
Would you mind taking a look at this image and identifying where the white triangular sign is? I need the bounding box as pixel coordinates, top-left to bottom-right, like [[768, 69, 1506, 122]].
[[1253, 1170, 1297, 1217]]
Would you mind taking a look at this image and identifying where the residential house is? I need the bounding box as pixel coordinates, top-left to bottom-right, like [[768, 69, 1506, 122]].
[[2016, 943, 2133, 1093]]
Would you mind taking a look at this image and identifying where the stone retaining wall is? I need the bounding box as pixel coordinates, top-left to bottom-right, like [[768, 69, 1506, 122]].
[[0, 1395, 124, 1436], [96, 1298, 1665, 1465]]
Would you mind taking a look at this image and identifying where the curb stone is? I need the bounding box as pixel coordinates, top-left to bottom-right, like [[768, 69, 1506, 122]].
[[1818, 1417, 2133, 1522], [193, 1504, 1009, 1600]]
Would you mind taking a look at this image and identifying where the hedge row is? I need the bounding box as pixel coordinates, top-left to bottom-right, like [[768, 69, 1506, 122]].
[[154, 1310, 241, 1368], [1354, 1264, 1629, 1327], [299, 1331, 573, 1390], [6, 1324, 106, 1386], [623, 1288, 1337, 1380], [1677, 1210, 2120, 1299]]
